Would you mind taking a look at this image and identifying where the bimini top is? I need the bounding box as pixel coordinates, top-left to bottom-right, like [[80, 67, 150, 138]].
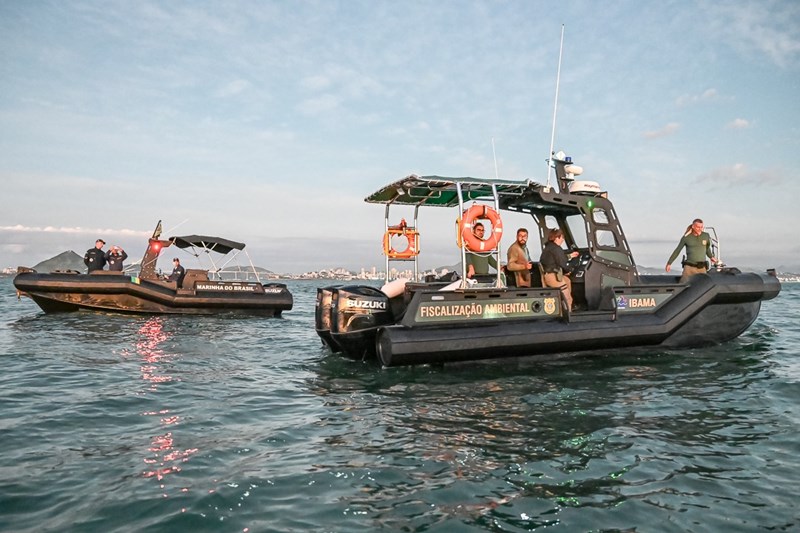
[[169, 235, 246, 255], [365, 175, 536, 207]]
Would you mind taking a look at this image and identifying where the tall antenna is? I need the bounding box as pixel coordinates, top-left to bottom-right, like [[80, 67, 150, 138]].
[[491, 137, 500, 180], [546, 24, 565, 189]]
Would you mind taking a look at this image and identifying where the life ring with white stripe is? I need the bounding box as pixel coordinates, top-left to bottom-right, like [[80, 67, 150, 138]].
[[460, 204, 503, 252]]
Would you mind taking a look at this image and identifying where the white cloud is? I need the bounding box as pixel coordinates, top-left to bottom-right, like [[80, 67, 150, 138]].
[[296, 94, 341, 115], [695, 163, 781, 187], [300, 75, 331, 91], [0, 225, 150, 236], [727, 118, 750, 129], [216, 79, 251, 97], [643, 122, 680, 139], [676, 88, 718, 107], [713, 2, 800, 68]]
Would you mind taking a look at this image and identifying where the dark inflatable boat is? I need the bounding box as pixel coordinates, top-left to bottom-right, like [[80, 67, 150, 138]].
[[14, 222, 292, 316], [315, 153, 780, 366]]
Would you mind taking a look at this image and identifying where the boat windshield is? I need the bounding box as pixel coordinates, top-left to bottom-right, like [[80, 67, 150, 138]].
[[565, 215, 588, 249]]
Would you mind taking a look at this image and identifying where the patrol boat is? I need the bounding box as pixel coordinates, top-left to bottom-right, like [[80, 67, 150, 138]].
[[14, 222, 293, 316], [314, 153, 781, 366]]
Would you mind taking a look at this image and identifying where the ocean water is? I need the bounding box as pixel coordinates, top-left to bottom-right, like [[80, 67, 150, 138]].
[[1, 276, 798, 532]]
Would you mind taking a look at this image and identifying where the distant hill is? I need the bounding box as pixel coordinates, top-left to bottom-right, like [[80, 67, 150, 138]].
[[32, 251, 86, 273]]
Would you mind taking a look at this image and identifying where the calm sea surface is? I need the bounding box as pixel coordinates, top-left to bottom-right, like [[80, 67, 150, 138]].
[[1, 277, 798, 532]]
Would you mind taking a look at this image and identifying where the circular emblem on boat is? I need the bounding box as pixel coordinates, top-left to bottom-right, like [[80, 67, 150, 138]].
[[544, 297, 557, 315]]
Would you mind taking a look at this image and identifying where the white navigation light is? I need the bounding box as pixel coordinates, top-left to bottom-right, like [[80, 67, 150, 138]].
[[564, 164, 583, 177]]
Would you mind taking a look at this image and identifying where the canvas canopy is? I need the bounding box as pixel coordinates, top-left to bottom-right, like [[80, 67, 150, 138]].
[[364, 175, 535, 207], [169, 235, 246, 255]]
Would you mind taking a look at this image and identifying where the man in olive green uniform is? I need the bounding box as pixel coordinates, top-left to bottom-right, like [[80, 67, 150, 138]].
[[465, 223, 498, 278], [665, 218, 717, 283]]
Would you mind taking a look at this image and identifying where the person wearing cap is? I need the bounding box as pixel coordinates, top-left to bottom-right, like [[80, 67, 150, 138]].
[[84, 239, 107, 272], [165, 258, 186, 287], [105, 245, 128, 272]]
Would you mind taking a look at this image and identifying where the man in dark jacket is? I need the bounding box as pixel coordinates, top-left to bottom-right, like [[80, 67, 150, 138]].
[[84, 239, 107, 272], [166, 258, 186, 287]]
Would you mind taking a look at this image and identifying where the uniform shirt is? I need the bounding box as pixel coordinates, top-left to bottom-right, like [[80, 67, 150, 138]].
[[106, 250, 128, 271], [84, 247, 107, 272], [668, 232, 714, 265], [539, 241, 569, 274], [465, 252, 498, 276], [167, 264, 186, 287]]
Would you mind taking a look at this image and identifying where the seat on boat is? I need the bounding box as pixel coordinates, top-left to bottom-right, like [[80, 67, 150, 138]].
[[424, 271, 459, 283], [537, 263, 546, 287], [180, 269, 209, 289], [381, 277, 409, 298], [503, 265, 516, 287], [505, 263, 544, 288]]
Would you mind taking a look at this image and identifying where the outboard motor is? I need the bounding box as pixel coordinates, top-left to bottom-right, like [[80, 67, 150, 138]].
[[330, 285, 395, 359], [315, 285, 341, 351]]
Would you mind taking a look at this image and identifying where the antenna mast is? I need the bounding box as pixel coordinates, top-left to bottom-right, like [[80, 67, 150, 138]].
[[491, 137, 500, 180], [546, 24, 565, 189]]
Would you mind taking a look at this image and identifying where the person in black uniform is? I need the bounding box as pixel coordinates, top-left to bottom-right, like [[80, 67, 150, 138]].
[[105, 246, 128, 272], [84, 239, 107, 272], [539, 228, 579, 310], [165, 258, 186, 287]]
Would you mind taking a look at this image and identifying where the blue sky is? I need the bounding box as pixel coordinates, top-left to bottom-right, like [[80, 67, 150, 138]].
[[2, 0, 799, 273]]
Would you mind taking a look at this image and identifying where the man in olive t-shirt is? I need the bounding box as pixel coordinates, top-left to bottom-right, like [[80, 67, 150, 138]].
[[666, 218, 717, 283]]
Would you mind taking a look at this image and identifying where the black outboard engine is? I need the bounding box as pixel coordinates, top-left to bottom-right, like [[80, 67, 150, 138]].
[[329, 285, 395, 359], [315, 285, 341, 351]]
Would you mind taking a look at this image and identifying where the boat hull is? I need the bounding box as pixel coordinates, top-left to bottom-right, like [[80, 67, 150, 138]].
[[316, 270, 780, 366], [14, 271, 293, 316]]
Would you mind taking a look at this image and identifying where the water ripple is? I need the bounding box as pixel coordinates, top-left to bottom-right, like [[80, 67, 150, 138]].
[[0, 279, 798, 532]]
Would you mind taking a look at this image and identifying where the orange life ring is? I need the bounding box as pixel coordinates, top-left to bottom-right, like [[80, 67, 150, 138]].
[[460, 204, 503, 252], [383, 219, 420, 259]]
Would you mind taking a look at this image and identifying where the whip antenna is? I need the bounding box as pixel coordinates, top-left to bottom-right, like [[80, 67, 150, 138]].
[[163, 219, 190, 237], [546, 24, 565, 189], [491, 137, 500, 181]]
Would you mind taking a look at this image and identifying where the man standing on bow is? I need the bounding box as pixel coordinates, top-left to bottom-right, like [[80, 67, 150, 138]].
[[666, 218, 717, 283], [84, 239, 107, 273], [105, 245, 128, 272]]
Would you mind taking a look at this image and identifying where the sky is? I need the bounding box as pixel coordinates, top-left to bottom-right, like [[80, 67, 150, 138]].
[[1, 0, 799, 274]]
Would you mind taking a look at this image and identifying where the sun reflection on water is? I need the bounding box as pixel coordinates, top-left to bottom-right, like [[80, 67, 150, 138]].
[[135, 317, 198, 492]]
